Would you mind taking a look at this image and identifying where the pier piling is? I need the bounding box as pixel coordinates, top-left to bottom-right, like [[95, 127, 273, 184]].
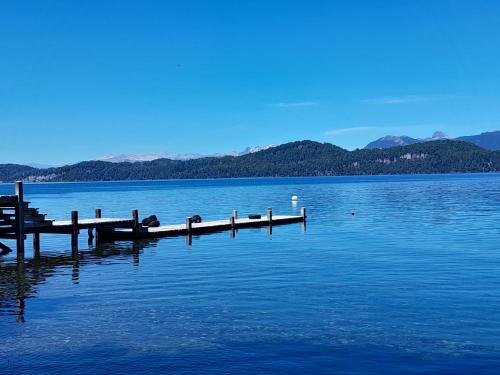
[[267, 207, 273, 236], [71, 211, 79, 250], [267, 207, 273, 223], [33, 233, 40, 257], [132, 209, 140, 236], [15, 181, 25, 263], [95, 208, 102, 242], [230, 215, 236, 238]]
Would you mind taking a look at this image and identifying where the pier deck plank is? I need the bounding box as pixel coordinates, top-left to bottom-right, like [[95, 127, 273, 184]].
[[22, 215, 303, 237], [52, 218, 134, 228], [25, 218, 135, 233], [111, 214, 303, 239]]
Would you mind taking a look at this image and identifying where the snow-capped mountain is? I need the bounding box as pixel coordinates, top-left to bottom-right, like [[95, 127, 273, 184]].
[[238, 145, 276, 155], [95, 145, 276, 163], [96, 152, 206, 163]]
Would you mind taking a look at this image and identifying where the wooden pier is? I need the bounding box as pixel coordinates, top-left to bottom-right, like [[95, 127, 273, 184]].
[[0, 181, 306, 262]]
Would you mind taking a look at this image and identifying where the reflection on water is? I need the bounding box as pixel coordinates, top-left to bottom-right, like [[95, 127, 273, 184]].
[[0, 239, 159, 323]]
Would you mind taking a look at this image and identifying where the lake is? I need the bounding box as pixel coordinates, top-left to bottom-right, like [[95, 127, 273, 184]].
[[1, 174, 500, 374]]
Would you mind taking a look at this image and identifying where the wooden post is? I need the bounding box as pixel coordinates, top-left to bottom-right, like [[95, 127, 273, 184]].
[[33, 233, 40, 257], [132, 209, 139, 237], [186, 217, 193, 246], [186, 217, 192, 234], [15, 181, 25, 263], [232, 210, 238, 220], [301, 207, 307, 220], [94, 208, 102, 243], [71, 211, 79, 250], [230, 215, 236, 238], [267, 207, 273, 236]]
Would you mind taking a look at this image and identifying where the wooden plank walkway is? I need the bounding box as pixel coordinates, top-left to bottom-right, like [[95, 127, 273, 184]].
[[110, 214, 303, 240], [26, 218, 135, 233]]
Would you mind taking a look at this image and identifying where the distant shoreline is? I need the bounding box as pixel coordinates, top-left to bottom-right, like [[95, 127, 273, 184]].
[[2, 171, 500, 187]]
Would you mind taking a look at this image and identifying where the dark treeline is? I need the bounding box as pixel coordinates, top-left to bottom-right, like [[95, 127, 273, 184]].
[[1, 140, 500, 183]]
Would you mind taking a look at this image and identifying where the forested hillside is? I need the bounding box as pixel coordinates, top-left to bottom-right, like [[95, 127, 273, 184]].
[[1, 140, 499, 183]]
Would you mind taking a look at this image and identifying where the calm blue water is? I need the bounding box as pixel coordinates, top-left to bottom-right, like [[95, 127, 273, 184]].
[[1, 174, 500, 374]]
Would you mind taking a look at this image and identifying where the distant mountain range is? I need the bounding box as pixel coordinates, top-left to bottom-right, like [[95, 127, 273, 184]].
[[455, 131, 500, 150], [2, 139, 500, 183], [95, 145, 276, 163], [365, 130, 500, 150]]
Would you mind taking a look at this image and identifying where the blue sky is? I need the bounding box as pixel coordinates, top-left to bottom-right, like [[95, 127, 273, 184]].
[[1, 0, 500, 164]]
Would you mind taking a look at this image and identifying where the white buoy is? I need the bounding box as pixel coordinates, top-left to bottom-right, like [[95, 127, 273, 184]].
[[291, 195, 299, 202]]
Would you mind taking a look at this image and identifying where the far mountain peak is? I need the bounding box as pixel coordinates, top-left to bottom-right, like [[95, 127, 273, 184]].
[[365, 130, 500, 150], [429, 131, 449, 140], [365, 135, 420, 149]]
